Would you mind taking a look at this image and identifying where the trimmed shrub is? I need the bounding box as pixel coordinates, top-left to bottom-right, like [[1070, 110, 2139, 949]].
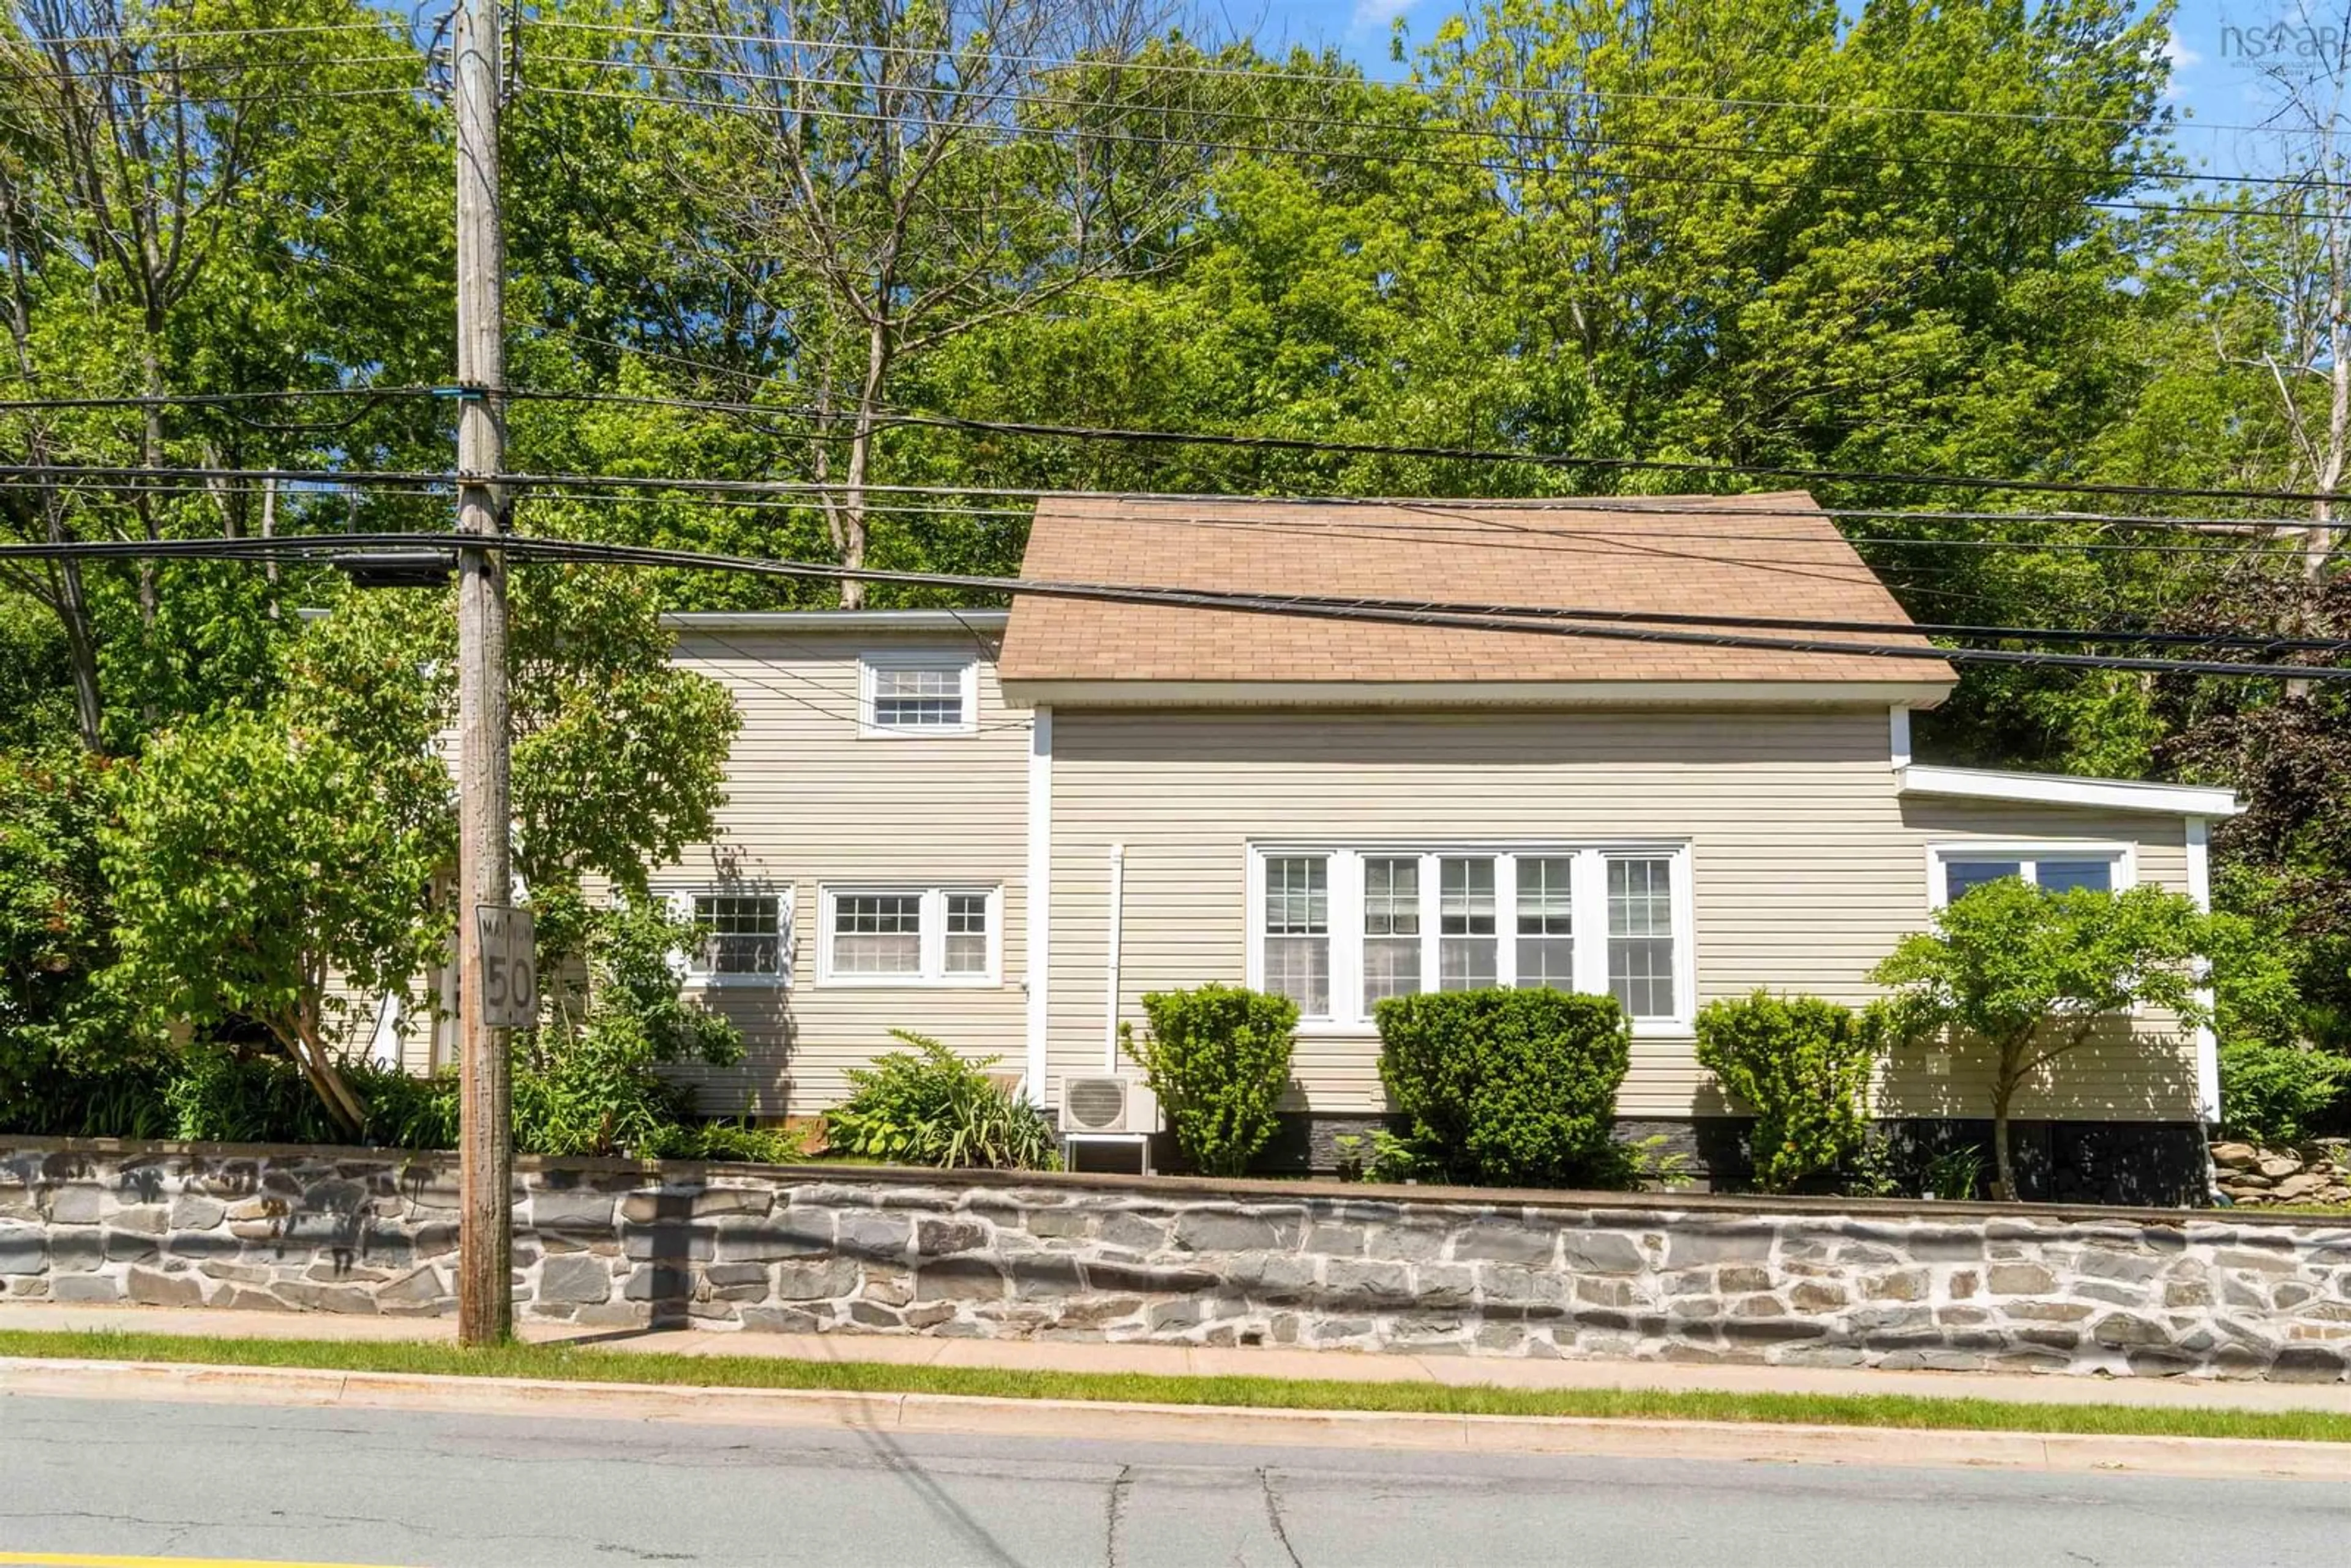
[[825, 1030, 1060, 1170], [2221, 1040, 2351, 1146], [1122, 983, 1298, 1176], [1693, 991, 1884, 1193], [1373, 988, 1630, 1187]]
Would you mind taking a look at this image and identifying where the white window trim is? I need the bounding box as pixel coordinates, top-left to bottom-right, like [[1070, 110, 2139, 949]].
[[664, 885, 794, 988], [858, 650, 980, 738], [1925, 841, 2137, 911], [1245, 842, 1697, 1038], [817, 883, 1003, 988]]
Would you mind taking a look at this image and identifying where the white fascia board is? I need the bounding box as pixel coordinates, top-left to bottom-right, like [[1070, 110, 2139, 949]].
[[997, 678, 1956, 710], [663, 609, 1009, 633], [1900, 763, 2241, 819]]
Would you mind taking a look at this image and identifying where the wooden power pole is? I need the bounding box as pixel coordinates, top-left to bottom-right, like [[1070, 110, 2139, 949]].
[[453, 0, 514, 1348]]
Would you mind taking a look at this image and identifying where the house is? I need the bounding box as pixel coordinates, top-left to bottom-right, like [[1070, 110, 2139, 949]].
[[394, 492, 2239, 1201]]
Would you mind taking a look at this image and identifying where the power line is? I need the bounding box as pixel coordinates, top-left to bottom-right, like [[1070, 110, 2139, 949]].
[[501, 387, 2341, 530], [5, 530, 2344, 680]]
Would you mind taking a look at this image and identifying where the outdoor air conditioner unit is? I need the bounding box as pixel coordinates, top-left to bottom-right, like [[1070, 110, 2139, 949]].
[[1057, 1075, 1158, 1136]]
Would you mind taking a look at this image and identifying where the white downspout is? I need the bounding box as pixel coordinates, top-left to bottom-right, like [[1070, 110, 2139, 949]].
[[2186, 815, 2220, 1125], [1103, 844, 1125, 1071], [1024, 707, 1053, 1107]]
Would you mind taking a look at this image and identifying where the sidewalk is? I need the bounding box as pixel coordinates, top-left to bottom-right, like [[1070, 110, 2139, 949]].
[[8, 1300, 2351, 1414]]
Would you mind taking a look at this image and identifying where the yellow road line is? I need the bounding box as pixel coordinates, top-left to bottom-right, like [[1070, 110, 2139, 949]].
[[0, 1553, 411, 1567]]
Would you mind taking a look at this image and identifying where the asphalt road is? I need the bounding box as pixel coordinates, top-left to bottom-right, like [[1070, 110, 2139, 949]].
[[1, 1393, 2345, 1567]]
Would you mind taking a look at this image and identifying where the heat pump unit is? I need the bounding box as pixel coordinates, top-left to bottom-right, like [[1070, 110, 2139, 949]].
[[1057, 1075, 1157, 1135]]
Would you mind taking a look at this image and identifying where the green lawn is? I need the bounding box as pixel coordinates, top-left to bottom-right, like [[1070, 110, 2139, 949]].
[[2, 1327, 2345, 1443]]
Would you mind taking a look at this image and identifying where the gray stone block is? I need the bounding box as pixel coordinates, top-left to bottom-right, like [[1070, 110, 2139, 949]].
[[835, 1212, 912, 1258], [1324, 1259, 1411, 1301], [0, 1229, 46, 1275], [1663, 1225, 1775, 1269], [125, 1266, 203, 1307], [51, 1273, 122, 1302], [1985, 1263, 2057, 1296], [530, 1190, 618, 1231], [47, 1185, 102, 1225], [378, 1265, 444, 1307], [776, 1258, 861, 1301], [539, 1253, 616, 1305], [913, 1258, 1005, 1302], [691, 1188, 774, 1220], [916, 1218, 988, 1256], [621, 1225, 714, 1261], [1559, 1231, 1646, 1274], [1451, 1219, 1554, 1266], [1172, 1210, 1297, 1255]]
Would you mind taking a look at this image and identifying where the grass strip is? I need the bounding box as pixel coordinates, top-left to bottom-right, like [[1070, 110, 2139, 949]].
[[3, 1327, 2349, 1444]]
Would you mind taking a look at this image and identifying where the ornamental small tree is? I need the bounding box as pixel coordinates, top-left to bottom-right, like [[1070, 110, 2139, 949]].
[[1870, 879, 2213, 1202]]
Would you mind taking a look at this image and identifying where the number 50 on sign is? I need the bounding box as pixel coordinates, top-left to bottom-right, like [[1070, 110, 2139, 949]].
[[476, 904, 537, 1029]]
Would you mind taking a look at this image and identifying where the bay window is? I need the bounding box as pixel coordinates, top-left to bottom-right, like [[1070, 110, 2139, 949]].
[[1250, 844, 1692, 1029]]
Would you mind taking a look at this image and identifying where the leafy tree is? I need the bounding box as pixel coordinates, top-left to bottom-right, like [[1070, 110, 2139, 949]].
[[100, 711, 451, 1134], [0, 748, 130, 1122], [1872, 879, 2213, 1201]]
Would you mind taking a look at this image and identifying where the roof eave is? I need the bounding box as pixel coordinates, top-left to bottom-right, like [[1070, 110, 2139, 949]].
[[999, 677, 1957, 710], [1899, 763, 2241, 819]]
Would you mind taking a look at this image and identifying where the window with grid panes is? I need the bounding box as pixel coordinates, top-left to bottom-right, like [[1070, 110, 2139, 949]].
[[831, 893, 923, 975], [1940, 853, 2118, 904], [868, 662, 967, 731], [1606, 857, 1677, 1018], [692, 894, 783, 977], [1262, 856, 1330, 1016], [1437, 856, 1497, 989], [1515, 856, 1575, 989], [1360, 856, 1421, 1010], [943, 891, 991, 976]]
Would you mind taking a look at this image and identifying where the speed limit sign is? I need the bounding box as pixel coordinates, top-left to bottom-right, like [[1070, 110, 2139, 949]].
[[475, 904, 537, 1029]]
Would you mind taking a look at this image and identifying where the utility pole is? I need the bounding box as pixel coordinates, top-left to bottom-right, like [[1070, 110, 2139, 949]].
[[452, 0, 513, 1348]]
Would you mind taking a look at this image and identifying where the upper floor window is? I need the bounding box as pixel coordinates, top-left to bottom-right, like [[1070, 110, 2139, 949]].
[[1250, 845, 1691, 1030], [1931, 846, 2130, 908], [860, 653, 978, 736]]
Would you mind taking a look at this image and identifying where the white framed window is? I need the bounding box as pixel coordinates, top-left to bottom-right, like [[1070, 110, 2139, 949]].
[[819, 885, 1002, 985], [859, 652, 978, 736], [1927, 843, 2135, 909], [669, 888, 792, 985], [1247, 844, 1695, 1033]]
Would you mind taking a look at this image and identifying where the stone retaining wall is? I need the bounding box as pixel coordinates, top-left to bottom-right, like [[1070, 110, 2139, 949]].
[[4, 1139, 2349, 1381]]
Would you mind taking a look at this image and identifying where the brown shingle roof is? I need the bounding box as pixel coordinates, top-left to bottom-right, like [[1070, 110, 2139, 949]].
[[997, 493, 1957, 692]]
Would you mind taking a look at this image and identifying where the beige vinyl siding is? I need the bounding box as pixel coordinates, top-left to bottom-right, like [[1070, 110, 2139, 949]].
[[650, 629, 1030, 1116], [1046, 707, 2200, 1122]]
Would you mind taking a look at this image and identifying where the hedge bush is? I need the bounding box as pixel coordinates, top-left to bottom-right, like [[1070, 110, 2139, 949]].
[[1373, 988, 1630, 1187], [1693, 991, 1884, 1193], [1122, 983, 1297, 1176]]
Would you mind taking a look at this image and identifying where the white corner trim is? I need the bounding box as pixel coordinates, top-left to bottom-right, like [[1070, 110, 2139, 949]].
[[1888, 705, 1912, 770], [2188, 815, 2221, 1125], [1025, 707, 1053, 1106], [1900, 763, 2240, 819]]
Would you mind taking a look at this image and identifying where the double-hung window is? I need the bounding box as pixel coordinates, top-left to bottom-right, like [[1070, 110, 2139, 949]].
[[1930, 846, 2131, 908], [859, 653, 978, 736], [677, 890, 790, 984], [820, 885, 1000, 985], [1251, 846, 1691, 1030]]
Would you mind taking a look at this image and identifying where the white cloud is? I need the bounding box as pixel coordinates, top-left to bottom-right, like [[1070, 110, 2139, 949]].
[[1349, 0, 1417, 34], [2161, 26, 2200, 100]]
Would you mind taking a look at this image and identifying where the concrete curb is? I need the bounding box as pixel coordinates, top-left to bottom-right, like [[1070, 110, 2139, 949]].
[[6, 1356, 2350, 1481]]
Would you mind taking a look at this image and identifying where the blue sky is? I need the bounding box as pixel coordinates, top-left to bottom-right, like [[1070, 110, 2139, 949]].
[[1235, 0, 2320, 180]]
